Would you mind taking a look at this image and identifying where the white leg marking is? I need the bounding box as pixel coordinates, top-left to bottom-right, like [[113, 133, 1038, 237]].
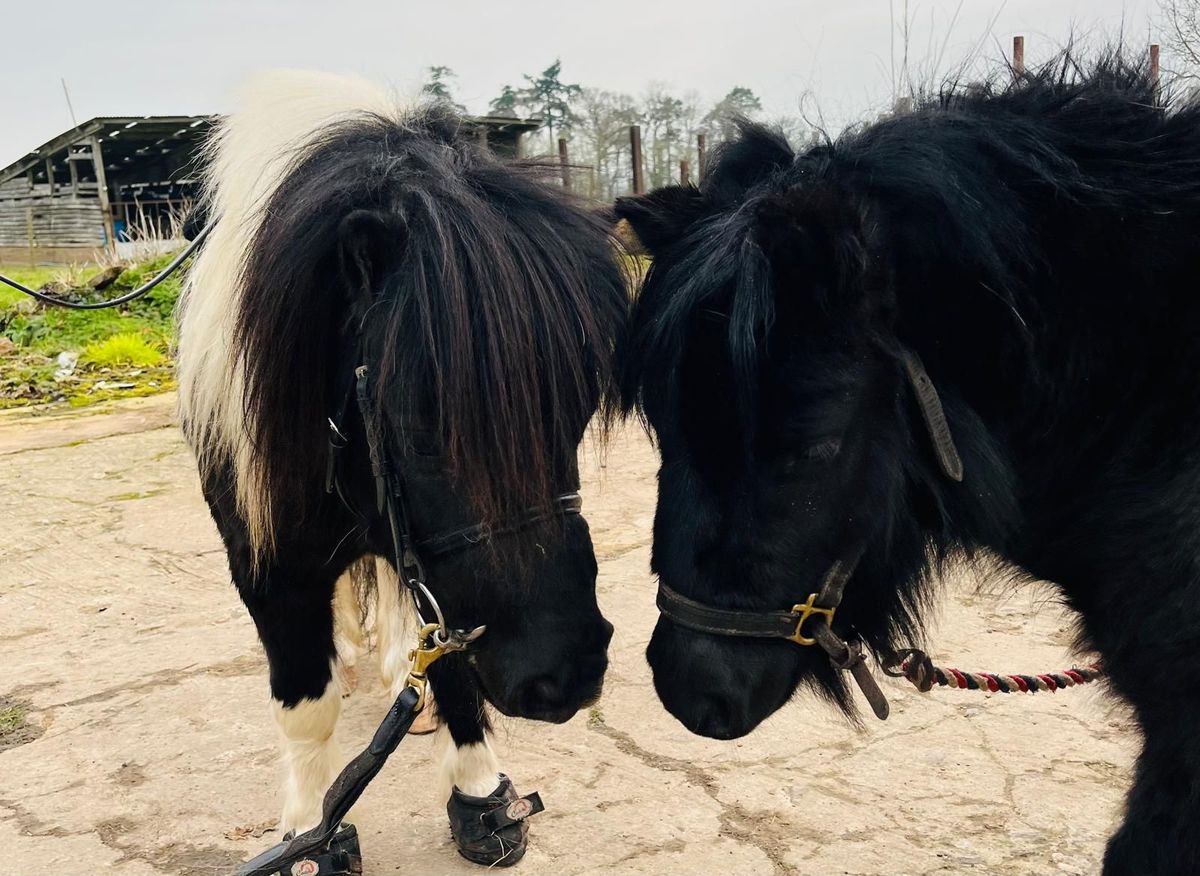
[[274, 676, 341, 833], [439, 729, 502, 798], [332, 572, 363, 696], [375, 561, 418, 697]]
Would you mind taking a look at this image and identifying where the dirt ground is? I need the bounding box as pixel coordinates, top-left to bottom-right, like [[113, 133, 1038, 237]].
[[0, 394, 1136, 875]]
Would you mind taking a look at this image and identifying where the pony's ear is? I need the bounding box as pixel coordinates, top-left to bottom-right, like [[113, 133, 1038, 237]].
[[614, 186, 706, 254], [337, 209, 406, 304]]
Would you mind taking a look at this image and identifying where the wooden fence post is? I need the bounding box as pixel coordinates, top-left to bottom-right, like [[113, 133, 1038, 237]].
[[1151, 43, 1161, 104], [630, 125, 645, 195], [680, 159, 690, 186], [558, 138, 572, 191], [1013, 35, 1025, 76]]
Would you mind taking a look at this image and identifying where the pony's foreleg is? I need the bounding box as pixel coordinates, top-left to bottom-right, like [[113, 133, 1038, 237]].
[[273, 668, 343, 832], [1098, 619, 1200, 874], [437, 721, 502, 799], [235, 561, 347, 834], [430, 659, 536, 867], [1068, 561, 1200, 875], [205, 478, 360, 836]]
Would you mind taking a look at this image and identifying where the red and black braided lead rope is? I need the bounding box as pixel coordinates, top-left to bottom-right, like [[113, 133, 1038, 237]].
[[882, 648, 1104, 695]]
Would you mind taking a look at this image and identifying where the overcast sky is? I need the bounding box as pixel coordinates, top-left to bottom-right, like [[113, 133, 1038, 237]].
[[1, 0, 1165, 168]]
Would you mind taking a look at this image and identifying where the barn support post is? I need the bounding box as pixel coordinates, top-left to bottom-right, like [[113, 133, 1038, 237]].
[[680, 159, 690, 186], [67, 149, 80, 197], [558, 137, 572, 191], [89, 136, 117, 252], [44, 158, 55, 196], [630, 125, 645, 195], [1013, 35, 1025, 76], [697, 132, 707, 177]]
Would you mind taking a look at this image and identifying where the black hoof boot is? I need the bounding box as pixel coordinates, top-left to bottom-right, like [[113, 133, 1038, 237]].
[[446, 775, 544, 867], [268, 823, 362, 876]]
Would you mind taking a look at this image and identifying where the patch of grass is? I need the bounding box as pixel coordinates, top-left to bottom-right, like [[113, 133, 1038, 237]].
[[0, 704, 25, 734], [0, 698, 40, 751], [82, 332, 165, 368], [0, 266, 62, 308], [0, 252, 184, 408]]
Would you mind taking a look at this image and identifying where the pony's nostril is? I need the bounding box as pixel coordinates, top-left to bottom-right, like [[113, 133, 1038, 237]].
[[691, 696, 738, 740], [522, 675, 566, 712]]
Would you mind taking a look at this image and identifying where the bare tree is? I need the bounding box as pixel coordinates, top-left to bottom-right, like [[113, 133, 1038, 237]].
[[1162, 0, 1200, 69]]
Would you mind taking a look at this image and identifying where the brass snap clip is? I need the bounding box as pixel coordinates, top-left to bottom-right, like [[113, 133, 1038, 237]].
[[788, 593, 837, 646], [404, 622, 485, 710]]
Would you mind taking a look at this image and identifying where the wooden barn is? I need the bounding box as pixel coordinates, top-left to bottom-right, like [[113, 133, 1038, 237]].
[[0, 113, 541, 266]]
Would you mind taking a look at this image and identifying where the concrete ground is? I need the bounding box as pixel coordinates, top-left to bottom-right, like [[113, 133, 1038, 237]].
[[0, 395, 1136, 875]]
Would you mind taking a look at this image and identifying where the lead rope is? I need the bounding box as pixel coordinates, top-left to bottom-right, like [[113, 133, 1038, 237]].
[[882, 648, 1105, 695], [0, 222, 212, 309]]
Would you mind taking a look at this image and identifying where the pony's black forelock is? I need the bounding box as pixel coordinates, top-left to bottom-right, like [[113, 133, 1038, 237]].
[[234, 105, 628, 544]]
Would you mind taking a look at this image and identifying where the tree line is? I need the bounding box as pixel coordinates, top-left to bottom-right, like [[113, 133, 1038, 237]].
[[423, 62, 809, 201]]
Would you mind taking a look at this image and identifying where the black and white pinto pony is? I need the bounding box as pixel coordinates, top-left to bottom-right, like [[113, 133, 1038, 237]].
[[617, 55, 1200, 874], [178, 71, 625, 865]]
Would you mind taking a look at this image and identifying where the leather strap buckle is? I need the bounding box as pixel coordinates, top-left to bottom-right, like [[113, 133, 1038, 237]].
[[788, 593, 836, 646]]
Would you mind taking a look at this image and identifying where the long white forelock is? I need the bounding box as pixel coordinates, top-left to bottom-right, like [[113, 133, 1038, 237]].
[[177, 69, 418, 555]]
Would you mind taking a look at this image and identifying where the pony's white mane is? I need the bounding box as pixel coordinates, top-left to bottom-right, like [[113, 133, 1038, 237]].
[[177, 70, 417, 554]]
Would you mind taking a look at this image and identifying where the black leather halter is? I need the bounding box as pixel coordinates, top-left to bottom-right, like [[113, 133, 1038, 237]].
[[654, 347, 962, 721]]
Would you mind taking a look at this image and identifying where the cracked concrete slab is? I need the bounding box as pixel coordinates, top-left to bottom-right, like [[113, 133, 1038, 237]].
[[0, 394, 1135, 874]]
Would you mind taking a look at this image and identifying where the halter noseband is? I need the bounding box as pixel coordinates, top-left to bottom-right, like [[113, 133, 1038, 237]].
[[654, 347, 962, 721]]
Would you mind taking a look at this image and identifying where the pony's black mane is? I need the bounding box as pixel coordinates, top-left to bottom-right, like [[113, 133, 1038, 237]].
[[620, 52, 1200, 432], [236, 106, 627, 539]]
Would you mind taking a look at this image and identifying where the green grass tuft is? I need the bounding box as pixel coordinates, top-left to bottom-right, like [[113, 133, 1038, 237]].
[[0, 705, 25, 734], [82, 332, 165, 368]]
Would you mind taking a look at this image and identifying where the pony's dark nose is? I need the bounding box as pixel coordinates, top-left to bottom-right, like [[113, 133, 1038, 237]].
[[522, 676, 567, 712], [687, 696, 741, 740], [515, 647, 608, 722], [517, 673, 576, 721]]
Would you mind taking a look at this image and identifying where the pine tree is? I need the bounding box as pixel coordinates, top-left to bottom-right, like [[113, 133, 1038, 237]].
[[489, 85, 522, 117], [704, 86, 764, 141], [521, 59, 583, 149], [422, 66, 466, 114]]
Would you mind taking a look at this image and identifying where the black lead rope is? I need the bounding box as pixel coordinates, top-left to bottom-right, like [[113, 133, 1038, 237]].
[[0, 223, 212, 309]]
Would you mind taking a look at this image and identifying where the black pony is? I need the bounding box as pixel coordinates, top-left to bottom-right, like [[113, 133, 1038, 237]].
[[178, 71, 625, 866], [616, 54, 1200, 874]]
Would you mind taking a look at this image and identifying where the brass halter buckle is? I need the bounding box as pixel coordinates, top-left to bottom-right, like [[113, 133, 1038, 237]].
[[788, 593, 837, 646]]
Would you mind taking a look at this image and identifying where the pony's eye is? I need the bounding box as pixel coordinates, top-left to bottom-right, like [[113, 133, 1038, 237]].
[[778, 438, 841, 474], [804, 439, 842, 462]]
